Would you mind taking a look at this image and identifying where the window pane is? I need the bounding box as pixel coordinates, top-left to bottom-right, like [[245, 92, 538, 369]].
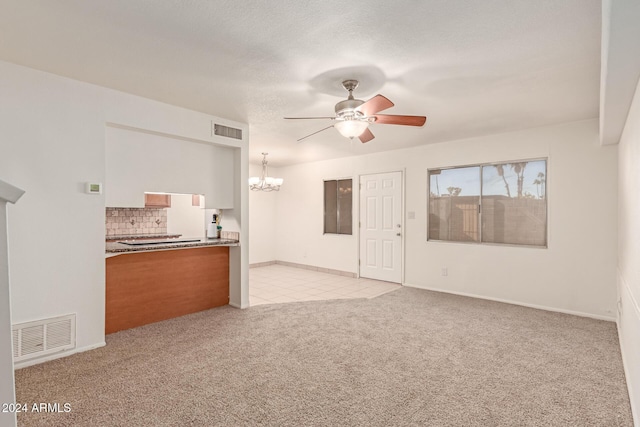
[[481, 160, 547, 246], [428, 167, 480, 242], [337, 179, 352, 234], [324, 181, 337, 234]]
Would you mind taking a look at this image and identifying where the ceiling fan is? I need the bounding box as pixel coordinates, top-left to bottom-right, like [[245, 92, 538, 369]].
[[285, 79, 427, 143]]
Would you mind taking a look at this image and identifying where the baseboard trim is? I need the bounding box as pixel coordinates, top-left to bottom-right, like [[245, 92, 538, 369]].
[[249, 260, 356, 278], [617, 277, 640, 426], [273, 260, 356, 278], [228, 301, 246, 309], [14, 341, 106, 369], [403, 282, 616, 322], [249, 261, 276, 268], [617, 323, 639, 427]]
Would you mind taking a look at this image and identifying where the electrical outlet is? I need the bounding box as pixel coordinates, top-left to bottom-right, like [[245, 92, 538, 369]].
[[441, 267, 448, 276]]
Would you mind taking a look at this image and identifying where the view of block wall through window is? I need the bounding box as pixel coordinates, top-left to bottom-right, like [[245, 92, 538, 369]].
[[428, 159, 547, 247], [324, 179, 353, 235]]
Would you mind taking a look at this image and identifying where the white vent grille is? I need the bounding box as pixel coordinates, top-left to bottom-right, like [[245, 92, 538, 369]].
[[212, 122, 243, 140], [12, 314, 75, 362], [21, 325, 44, 356], [12, 327, 19, 359]]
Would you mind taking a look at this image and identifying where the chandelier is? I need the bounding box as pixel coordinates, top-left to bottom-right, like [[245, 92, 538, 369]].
[[248, 153, 283, 192]]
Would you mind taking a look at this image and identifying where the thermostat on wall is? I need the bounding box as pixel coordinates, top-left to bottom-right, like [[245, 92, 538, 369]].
[[85, 182, 102, 195]]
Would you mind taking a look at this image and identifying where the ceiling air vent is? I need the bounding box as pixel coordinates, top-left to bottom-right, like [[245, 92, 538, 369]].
[[12, 314, 76, 362], [213, 122, 243, 140]]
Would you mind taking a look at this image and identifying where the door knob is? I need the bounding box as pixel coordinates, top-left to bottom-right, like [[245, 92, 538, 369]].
[[396, 233, 401, 237]]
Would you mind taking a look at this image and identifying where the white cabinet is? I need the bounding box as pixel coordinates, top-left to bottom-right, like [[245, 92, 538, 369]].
[[105, 126, 235, 208], [207, 147, 234, 209]]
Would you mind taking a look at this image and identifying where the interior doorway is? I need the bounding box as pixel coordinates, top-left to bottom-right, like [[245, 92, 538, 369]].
[[359, 171, 403, 283]]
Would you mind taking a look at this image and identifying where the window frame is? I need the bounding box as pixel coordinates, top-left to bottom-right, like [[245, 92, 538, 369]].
[[323, 178, 353, 236], [427, 157, 548, 248]]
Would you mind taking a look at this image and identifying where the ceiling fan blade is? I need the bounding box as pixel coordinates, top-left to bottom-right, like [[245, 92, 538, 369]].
[[358, 128, 375, 143], [357, 95, 394, 116], [297, 125, 334, 142], [372, 114, 426, 126], [284, 116, 335, 120]]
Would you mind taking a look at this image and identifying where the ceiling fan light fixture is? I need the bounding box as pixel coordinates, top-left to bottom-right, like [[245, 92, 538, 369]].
[[285, 78, 426, 143], [334, 119, 369, 139]]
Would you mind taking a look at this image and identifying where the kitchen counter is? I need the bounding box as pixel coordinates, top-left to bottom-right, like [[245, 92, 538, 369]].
[[106, 233, 182, 241], [106, 237, 239, 254]]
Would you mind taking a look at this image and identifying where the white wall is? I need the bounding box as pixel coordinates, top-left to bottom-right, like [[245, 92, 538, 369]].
[[0, 61, 108, 358], [229, 147, 250, 308], [0, 60, 249, 368], [617, 76, 640, 423], [248, 163, 278, 264], [274, 119, 618, 319], [166, 194, 206, 238], [275, 161, 356, 272]]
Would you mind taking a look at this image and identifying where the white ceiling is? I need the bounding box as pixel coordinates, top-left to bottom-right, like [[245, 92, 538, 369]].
[[0, 1, 601, 166]]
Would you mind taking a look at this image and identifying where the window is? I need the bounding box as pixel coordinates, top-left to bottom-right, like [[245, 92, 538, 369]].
[[428, 159, 547, 247], [324, 179, 352, 235]]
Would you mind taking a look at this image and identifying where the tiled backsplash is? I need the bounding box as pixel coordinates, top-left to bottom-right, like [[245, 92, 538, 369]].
[[221, 230, 240, 241], [106, 207, 168, 236]]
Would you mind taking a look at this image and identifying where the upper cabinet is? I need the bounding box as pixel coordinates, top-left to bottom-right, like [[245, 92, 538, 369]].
[[105, 126, 235, 209], [207, 146, 235, 209], [144, 194, 171, 208]]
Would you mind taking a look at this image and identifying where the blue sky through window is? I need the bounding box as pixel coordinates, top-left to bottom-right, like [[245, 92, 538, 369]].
[[429, 160, 546, 198]]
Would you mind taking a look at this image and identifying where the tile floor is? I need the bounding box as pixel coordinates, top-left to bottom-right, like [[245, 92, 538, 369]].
[[249, 264, 401, 306]]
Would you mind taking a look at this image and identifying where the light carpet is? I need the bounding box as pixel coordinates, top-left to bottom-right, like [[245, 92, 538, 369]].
[[15, 287, 633, 426]]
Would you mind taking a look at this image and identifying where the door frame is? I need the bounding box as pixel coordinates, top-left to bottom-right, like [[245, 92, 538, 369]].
[[357, 169, 405, 284]]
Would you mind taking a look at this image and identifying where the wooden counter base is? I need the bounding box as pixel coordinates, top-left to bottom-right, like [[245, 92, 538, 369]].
[[106, 246, 229, 334]]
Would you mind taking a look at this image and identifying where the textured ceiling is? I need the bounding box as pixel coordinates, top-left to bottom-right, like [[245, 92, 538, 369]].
[[0, 1, 601, 166]]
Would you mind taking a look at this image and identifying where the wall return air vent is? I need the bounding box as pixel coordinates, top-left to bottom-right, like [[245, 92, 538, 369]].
[[12, 314, 76, 363], [212, 122, 243, 140]]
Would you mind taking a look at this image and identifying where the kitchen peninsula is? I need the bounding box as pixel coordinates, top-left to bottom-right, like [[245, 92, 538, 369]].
[[105, 237, 239, 334]]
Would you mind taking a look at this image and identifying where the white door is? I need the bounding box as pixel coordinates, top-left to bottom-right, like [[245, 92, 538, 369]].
[[359, 171, 402, 283]]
